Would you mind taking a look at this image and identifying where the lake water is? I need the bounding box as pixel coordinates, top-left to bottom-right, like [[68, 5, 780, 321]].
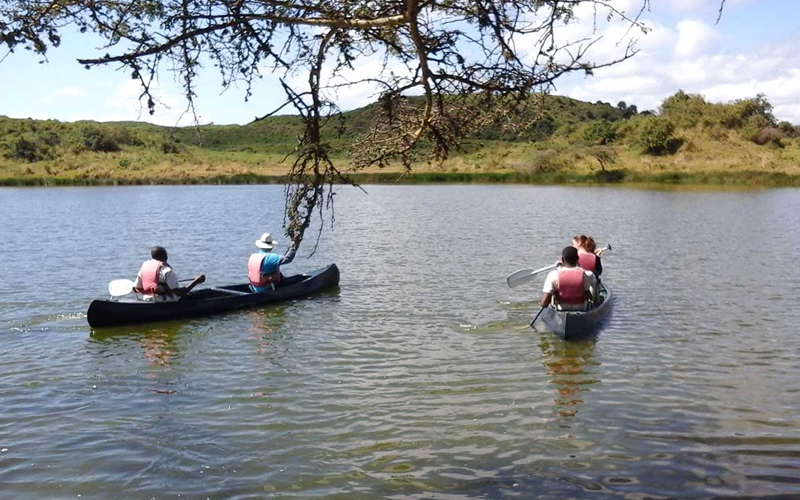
[[1, 184, 800, 499]]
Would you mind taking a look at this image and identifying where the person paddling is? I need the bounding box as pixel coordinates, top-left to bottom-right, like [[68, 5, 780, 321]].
[[572, 235, 603, 277], [540, 247, 597, 311], [133, 246, 204, 302], [248, 233, 297, 292]]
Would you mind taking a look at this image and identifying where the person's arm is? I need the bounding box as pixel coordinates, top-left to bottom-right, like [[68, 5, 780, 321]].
[[540, 271, 557, 308], [584, 272, 598, 301], [595, 256, 602, 276], [174, 275, 205, 296], [133, 272, 143, 293], [163, 268, 205, 297], [279, 242, 298, 266], [160, 267, 183, 296]]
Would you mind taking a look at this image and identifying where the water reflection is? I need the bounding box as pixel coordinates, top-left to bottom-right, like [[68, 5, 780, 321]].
[[243, 306, 288, 355], [140, 329, 179, 366], [5, 186, 800, 500], [538, 333, 599, 419], [89, 322, 187, 368]]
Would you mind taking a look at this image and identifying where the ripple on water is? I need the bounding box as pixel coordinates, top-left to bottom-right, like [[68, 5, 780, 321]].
[[2, 186, 800, 499]]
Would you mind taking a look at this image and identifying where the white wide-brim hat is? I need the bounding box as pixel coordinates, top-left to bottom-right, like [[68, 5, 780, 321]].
[[255, 232, 278, 250]]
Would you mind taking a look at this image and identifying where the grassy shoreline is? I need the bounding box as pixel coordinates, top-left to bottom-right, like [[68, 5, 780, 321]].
[[4, 92, 800, 188], [3, 168, 800, 188]]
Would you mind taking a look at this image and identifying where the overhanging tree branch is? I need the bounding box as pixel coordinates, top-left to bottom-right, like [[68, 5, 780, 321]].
[[0, 0, 728, 251]]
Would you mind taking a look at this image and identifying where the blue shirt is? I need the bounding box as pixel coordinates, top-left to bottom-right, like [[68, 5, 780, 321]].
[[250, 245, 297, 293], [258, 251, 282, 274]]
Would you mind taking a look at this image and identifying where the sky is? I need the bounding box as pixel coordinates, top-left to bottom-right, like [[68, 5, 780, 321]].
[[1, 0, 799, 126]]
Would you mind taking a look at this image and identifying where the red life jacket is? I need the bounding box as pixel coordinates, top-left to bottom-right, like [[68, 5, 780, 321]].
[[140, 260, 164, 295], [248, 253, 281, 287], [578, 251, 597, 272], [557, 267, 586, 304]]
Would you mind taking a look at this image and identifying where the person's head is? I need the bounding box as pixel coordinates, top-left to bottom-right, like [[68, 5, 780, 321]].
[[255, 232, 278, 252], [572, 235, 588, 250], [562, 246, 579, 266], [151, 246, 168, 262], [583, 236, 597, 253]]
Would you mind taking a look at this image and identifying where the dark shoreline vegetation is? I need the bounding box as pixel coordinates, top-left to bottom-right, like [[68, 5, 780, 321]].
[[4, 169, 800, 188], [2, 91, 799, 188]]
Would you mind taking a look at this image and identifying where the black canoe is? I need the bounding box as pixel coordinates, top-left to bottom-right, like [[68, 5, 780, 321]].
[[540, 282, 613, 340], [87, 264, 339, 328]]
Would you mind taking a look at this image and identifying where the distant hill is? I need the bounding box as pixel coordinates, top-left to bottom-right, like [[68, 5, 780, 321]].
[[77, 95, 630, 152], [1, 92, 799, 186]]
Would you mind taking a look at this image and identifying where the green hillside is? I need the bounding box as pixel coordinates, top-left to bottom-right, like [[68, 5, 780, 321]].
[[1, 92, 799, 186]]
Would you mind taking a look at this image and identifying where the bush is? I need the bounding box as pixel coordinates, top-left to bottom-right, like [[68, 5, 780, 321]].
[[160, 137, 183, 154], [0, 118, 63, 162], [660, 91, 710, 128], [633, 116, 678, 155], [582, 120, 618, 145], [660, 91, 777, 132], [527, 150, 563, 173], [1, 133, 57, 162], [113, 127, 145, 146], [778, 121, 799, 138], [530, 116, 556, 141], [740, 115, 776, 144], [73, 125, 120, 152]]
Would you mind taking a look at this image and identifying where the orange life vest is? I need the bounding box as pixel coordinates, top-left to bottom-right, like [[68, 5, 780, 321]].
[[577, 251, 597, 272], [139, 260, 164, 295], [248, 253, 281, 287], [557, 267, 586, 304]]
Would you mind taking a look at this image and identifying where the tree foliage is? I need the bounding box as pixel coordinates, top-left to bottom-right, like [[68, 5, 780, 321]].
[[582, 119, 619, 145], [0, 0, 657, 247], [631, 115, 676, 155]]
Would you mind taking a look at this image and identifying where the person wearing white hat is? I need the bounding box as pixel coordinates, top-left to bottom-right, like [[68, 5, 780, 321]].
[[247, 232, 298, 292]]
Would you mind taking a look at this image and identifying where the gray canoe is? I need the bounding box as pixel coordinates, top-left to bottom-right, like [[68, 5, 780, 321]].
[[541, 283, 613, 340]]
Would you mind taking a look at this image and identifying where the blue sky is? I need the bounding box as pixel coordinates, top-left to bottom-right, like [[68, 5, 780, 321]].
[[1, 0, 799, 125]]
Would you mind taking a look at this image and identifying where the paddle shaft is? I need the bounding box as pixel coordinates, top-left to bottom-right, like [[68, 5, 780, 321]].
[[209, 287, 251, 296], [530, 307, 545, 329], [507, 245, 611, 289], [178, 275, 206, 296]]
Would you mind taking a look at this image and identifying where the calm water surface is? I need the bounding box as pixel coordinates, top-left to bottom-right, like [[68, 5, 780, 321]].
[[1, 185, 800, 499]]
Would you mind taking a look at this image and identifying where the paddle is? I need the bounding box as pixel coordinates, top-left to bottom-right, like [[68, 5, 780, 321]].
[[179, 275, 206, 296], [209, 287, 250, 296], [507, 244, 611, 289], [507, 263, 558, 289], [108, 276, 204, 297], [530, 306, 546, 329], [109, 279, 136, 297]]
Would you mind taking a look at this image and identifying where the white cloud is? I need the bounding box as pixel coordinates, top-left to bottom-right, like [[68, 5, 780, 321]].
[[94, 80, 204, 126], [662, 0, 707, 11], [674, 20, 719, 58], [557, 8, 800, 123]]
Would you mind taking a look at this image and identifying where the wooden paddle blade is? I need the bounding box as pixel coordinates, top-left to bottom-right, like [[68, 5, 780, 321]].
[[108, 279, 135, 297]]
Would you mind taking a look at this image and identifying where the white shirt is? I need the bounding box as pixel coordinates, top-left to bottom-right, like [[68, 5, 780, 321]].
[[134, 260, 180, 302]]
